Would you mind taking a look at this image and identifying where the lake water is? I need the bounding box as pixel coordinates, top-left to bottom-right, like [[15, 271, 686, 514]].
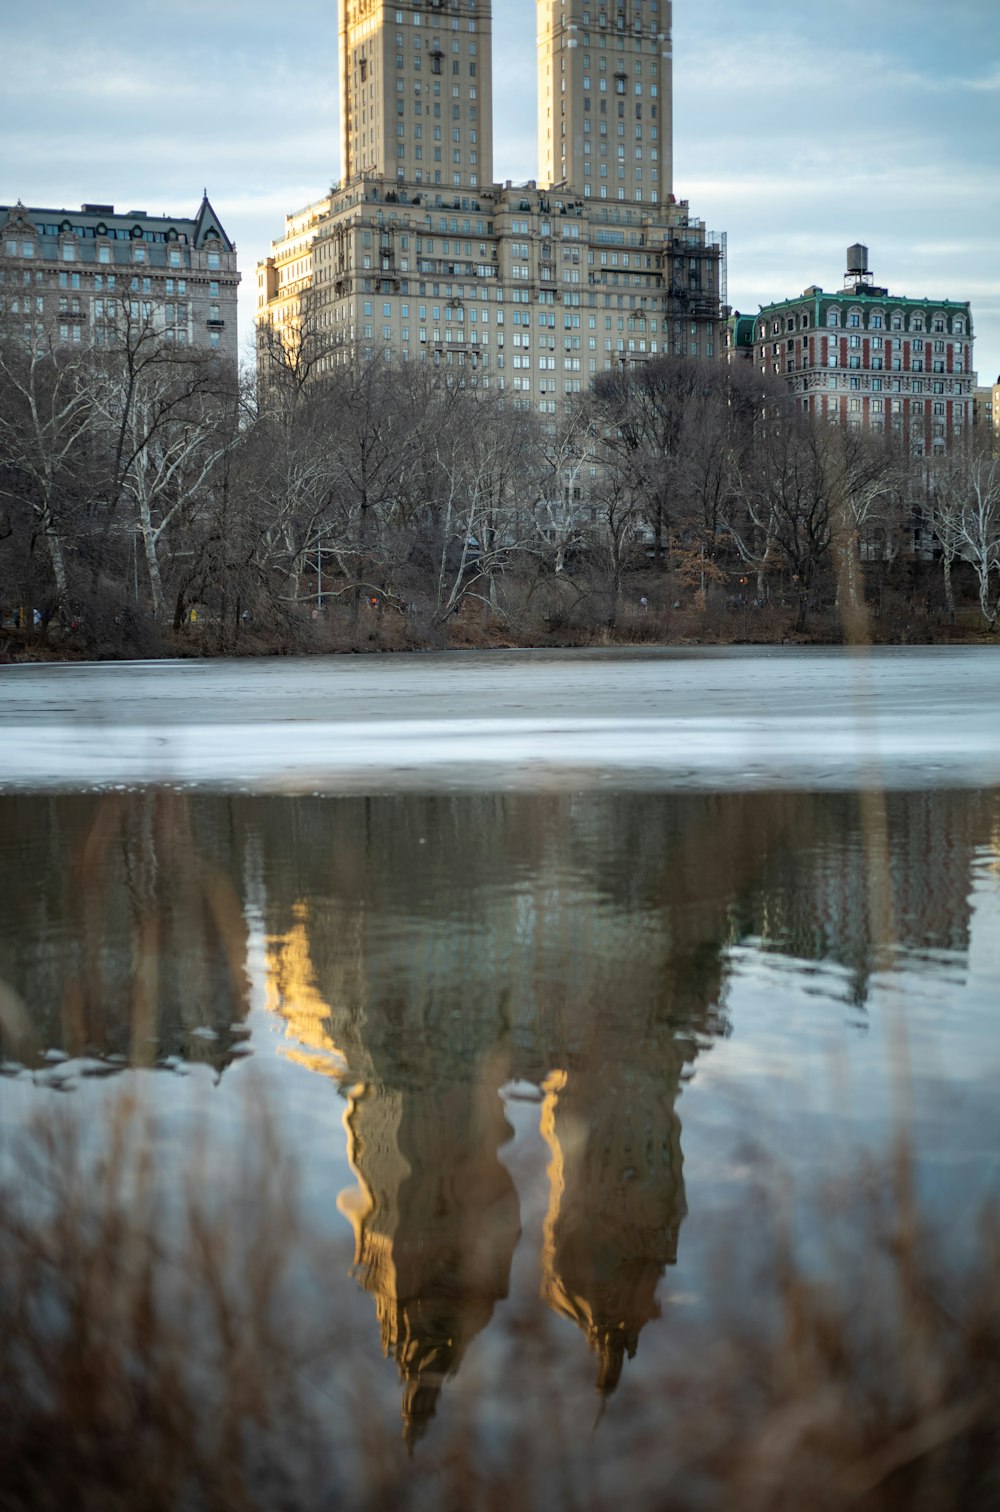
[[1, 648, 999, 1499]]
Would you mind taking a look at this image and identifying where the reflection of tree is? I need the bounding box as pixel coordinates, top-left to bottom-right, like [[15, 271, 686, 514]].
[[738, 790, 984, 1005], [0, 793, 251, 1075]]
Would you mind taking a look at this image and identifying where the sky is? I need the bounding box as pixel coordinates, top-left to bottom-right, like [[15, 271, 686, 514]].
[[4, 0, 999, 382]]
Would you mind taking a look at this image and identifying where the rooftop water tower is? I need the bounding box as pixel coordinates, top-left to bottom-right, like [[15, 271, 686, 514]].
[[844, 243, 875, 291]]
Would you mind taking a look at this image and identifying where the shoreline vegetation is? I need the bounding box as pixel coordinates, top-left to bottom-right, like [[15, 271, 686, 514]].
[[3, 596, 998, 665], [1, 1093, 998, 1512], [3, 337, 1000, 666]]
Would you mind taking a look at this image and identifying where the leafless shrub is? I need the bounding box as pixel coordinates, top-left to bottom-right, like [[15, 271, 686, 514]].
[[1, 1091, 998, 1512]]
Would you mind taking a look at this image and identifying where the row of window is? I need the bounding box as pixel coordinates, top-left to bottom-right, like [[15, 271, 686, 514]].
[[3, 238, 224, 271], [0, 268, 220, 297], [763, 308, 966, 337]]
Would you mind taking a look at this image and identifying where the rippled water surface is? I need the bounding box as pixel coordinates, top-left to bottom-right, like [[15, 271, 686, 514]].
[[1, 649, 999, 1479]]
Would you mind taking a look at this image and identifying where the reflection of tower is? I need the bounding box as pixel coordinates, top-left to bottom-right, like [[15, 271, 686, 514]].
[[264, 902, 348, 1079], [539, 1042, 688, 1396], [337, 1066, 521, 1449]]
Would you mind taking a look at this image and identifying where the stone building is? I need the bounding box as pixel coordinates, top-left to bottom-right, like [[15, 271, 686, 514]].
[[0, 195, 240, 363], [257, 0, 726, 402], [753, 245, 975, 454], [973, 380, 998, 435], [537, 0, 672, 208], [724, 310, 755, 364]]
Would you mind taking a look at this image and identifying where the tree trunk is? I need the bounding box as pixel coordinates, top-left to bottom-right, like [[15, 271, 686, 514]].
[[139, 516, 165, 620], [942, 552, 956, 626], [42, 510, 69, 606]]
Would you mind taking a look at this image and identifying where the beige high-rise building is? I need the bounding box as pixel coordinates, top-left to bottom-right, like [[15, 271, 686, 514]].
[[537, 0, 673, 207], [257, 0, 725, 397], [339, 0, 493, 191]]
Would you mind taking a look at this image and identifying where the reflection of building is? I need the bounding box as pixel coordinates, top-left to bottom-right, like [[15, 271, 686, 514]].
[[264, 903, 348, 1078], [257, 0, 726, 395], [254, 790, 741, 1428], [540, 1058, 687, 1394], [753, 245, 974, 453], [1, 196, 240, 362], [337, 1073, 521, 1449], [244, 786, 998, 1438]]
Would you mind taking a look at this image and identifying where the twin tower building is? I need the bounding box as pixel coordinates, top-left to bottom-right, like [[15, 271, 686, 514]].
[[256, 0, 725, 402]]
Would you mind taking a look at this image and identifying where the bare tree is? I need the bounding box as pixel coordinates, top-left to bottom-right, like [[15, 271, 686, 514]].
[[425, 387, 535, 626], [0, 323, 96, 606], [91, 307, 236, 619], [953, 446, 1000, 628], [728, 409, 834, 634], [533, 401, 601, 577], [825, 426, 902, 638]]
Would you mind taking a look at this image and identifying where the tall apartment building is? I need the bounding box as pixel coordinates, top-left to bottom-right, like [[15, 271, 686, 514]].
[[340, 0, 494, 189], [754, 246, 975, 454], [537, 0, 672, 207], [0, 196, 240, 362], [257, 0, 724, 403]]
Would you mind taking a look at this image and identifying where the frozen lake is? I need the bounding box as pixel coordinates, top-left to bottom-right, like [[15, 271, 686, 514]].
[[1, 645, 999, 791]]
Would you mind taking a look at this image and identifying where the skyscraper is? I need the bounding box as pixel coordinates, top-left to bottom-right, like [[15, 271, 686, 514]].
[[258, 0, 725, 392], [339, 0, 494, 190], [537, 0, 673, 206]]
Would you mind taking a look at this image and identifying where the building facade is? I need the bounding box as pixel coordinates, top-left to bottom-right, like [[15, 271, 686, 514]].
[[753, 245, 975, 454], [973, 381, 999, 435], [0, 196, 240, 362], [257, 0, 724, 402], [340, 0, 494, 190], [537, 0, 673, 207]]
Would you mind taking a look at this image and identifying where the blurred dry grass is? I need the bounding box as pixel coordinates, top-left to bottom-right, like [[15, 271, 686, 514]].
[[1, 1093, 998, 1512]]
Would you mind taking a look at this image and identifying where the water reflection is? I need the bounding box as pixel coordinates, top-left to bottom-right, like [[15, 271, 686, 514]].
[[0, 793, 252, 1076], [1, 786, 998, 1440], [338, 1065, 521, 1449]]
